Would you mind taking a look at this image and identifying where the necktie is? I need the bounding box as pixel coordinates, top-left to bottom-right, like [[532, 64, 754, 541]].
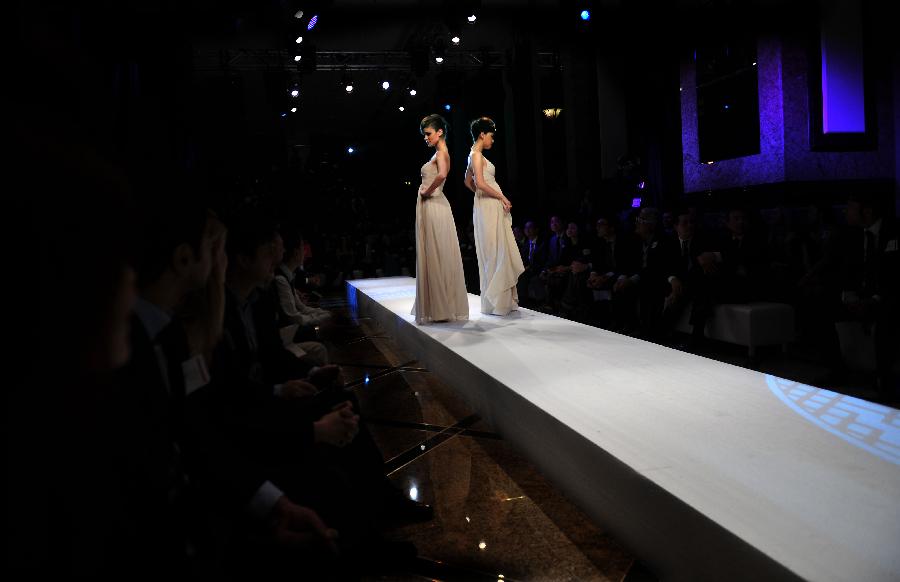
[[529, 240, 535, 263], [864, 230, 876, 263]]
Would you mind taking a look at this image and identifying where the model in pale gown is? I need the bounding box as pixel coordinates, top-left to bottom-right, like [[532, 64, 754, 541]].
[[464, 117, 525, 315], [412, 114, 469, 324]]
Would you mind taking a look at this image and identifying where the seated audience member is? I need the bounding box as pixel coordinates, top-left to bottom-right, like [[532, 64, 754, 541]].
[[263, 230, 329, 365], [658, 208, 720, 347], [517, 220, 549, 305], [218, 216, 430, 560], [717, 207, 770, 303], [14, 140, 142, 577], [276, 229, 332, 329], [586, 216, 632, 328], [119, 198, 342, 578], [612, 207, 668, 335], [838, 193, 899, 402]]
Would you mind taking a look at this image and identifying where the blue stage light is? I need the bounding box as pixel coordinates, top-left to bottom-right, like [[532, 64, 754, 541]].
[[444, 104, 451, 111], [307, 15, 318, 30], [580, 10, 591, 21]]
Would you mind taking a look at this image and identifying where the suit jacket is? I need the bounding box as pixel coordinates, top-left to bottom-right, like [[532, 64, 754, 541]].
[[548, 233, 568, 267], [590, 236, 634, 278], [519, 237, 549, 271], [214, 286, 315, 463]]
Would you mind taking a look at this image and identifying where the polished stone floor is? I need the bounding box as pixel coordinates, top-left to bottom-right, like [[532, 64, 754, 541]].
[[321, 301, 639, 582]]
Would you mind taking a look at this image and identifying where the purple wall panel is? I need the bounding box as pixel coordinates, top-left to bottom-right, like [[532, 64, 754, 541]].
[[681, 37, 894, 194]]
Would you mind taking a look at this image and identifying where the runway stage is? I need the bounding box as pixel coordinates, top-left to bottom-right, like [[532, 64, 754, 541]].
[[347, 277, 900, 582]]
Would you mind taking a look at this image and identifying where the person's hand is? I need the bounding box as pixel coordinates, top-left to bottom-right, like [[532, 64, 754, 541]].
[[500, 197, 512, 212], [278, 379, 318, 400], [697, 252, 717, 274], [270, 496, 339, 555], [313, 402, 359, 447], [613, 277, 633, 293]]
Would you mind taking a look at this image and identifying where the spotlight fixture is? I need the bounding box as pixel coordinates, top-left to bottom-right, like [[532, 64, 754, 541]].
[[435, 56, 444, 63], [443, 104, 451, 111], [381, 80, 390, 90], [451, 36, 460, 45], [580, 10, 591, 21], [290, 89, 299, 98], [409, 88, 417, 96], [467, 14, 477, 23], [295, 36, 303, 44], [347, 147, 355, 154], [307, 14, 319, 30], [291, 107, 297, 113], [398, 106, 405, 112], [294, 55, 302, 62], [294, 9, 304, 19], [345, 84, 354, 93], [542, 108, 563, 119]]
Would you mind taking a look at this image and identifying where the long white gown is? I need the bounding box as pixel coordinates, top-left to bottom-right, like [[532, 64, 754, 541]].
[[411, 155, 469, 324], [469, 153, 525, 315]]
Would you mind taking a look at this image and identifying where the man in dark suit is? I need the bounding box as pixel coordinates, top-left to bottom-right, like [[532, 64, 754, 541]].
[[115, 202, 341, 578], [717, 207, 770, 303], [517, 220, 549, 305], [587, 216, 635, 328], [612, 207, 668, 335], [841, 194, 899, 402], [658, 209, 720, 346]]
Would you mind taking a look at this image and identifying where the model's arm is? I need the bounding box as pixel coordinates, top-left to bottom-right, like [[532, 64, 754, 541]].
[[471, 152, 511, 212], [419, 150, 450, 198], [463, 164, 477, 193]]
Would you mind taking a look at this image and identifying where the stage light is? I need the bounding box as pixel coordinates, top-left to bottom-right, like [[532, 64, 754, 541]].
[[347, 147, 355, 154], [345, 84, 353, 93], [752, 61, 757, 66], [444, 104, 451, 111], [280, 112, 287, 118], [295, 36, 303, 44], [435, 56, 444, 63], [290, 89, 299, 97], [291, 107, 297, 113], [294, 9, 303, 19], [478, 541, 487, 550], [580, 10, 591, 21], [451, 36, 460, 45], [398, 106, 405, 112], [467, 14, 477, 23], [408, 486, 418, 501], [409, 88, 417, 96], [294, 55, 302, 62], [307, 14, 318, 30], [381, 80, 390, 90]]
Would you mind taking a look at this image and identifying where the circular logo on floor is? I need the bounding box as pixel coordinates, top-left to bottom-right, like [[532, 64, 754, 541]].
[[766, 375, 900, 466]]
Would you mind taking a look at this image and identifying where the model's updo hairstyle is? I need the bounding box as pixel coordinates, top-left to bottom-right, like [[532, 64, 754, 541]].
[[420, 114, 449, 137], [469, 116, 497, 141]]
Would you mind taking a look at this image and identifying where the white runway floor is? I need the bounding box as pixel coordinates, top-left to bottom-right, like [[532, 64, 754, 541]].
[[347, 277, 900, 582]]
